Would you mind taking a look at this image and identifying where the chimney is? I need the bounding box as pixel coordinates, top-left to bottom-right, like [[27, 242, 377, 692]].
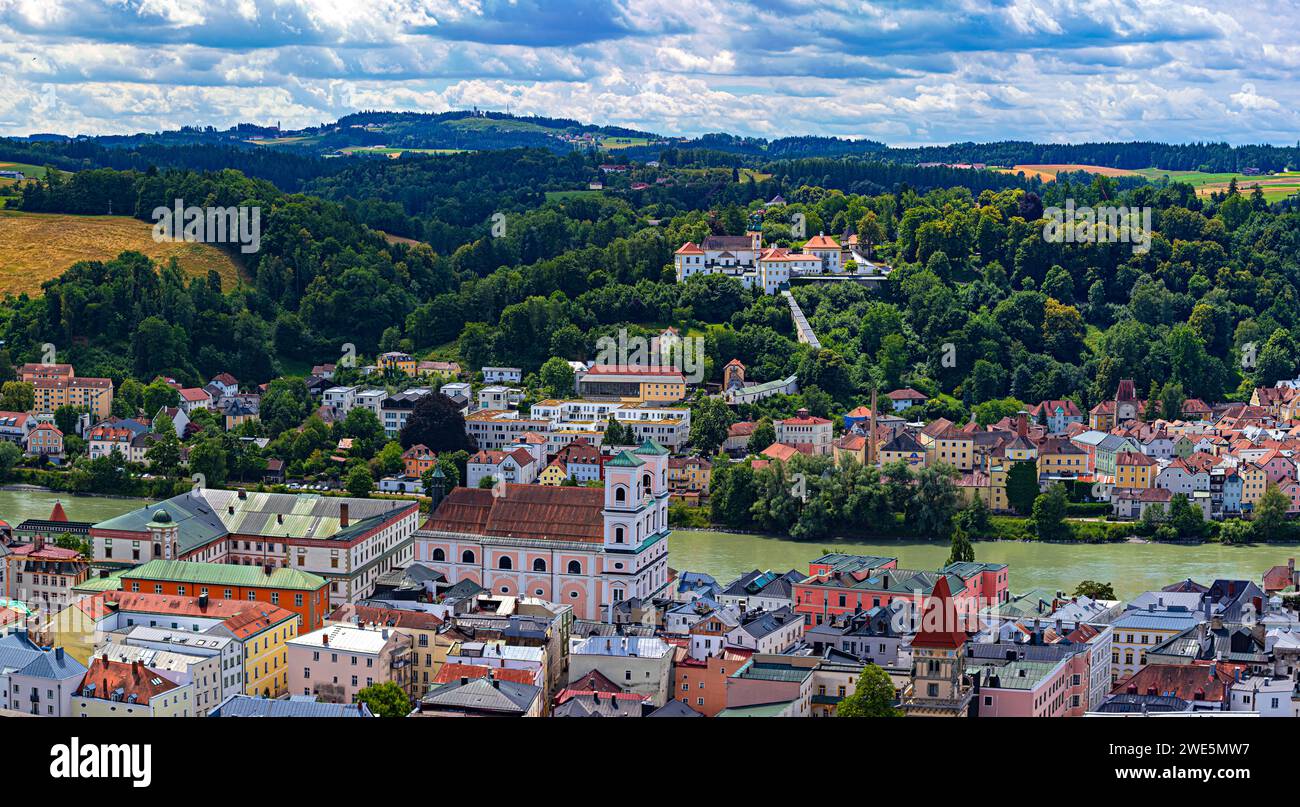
[[199, 593, 209, 608], [1016, 411, 1027, 437], [340, 503, 349, 528], [460, 677, 469, 686], [55, 647, 64, 661], [132, 660, 142, 679], [238, 488, 247, 500], [321, 633, 329, 647]]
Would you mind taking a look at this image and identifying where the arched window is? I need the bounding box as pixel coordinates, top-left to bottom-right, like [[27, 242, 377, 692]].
[[498, 556, 513, 570], [532, 558, 546, 572], [567, 560, 582, 574], [642, 472, 652, 490], [461, 550, 476, 564], [615, 485, 627, 503], [431, 548, 445, 562], [614, 526, 625, 544]]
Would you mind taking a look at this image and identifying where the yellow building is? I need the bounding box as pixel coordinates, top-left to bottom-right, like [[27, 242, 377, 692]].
[[1240, 463, 1268, 508], [378, 351, 418, 375], [832, 433, 868, 465], [32, 376, 114, 419], [959, 462, 1014, 512], [924, 424, 974, 471], [1114, 451, 1156, 489], [217, 607, 300, 698], [538, 460, 570, 486], [575, 366, 687, 403], [1038, 438, 1088, 476], [668, 456, 712, 494], [879, 431, 926, 468]]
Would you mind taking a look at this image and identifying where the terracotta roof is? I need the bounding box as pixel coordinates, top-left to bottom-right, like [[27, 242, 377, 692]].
[[803, 233, 840, 250], [1114, 662, 1242, 702], [886, 388, 928, 401], [760, 442, 800, 462], [77, 657, 179, 705], [1116, 451, 1156, 466], [329, 603, 443, 631], [424, 486, 605, 543], [728, 421, 757, 437], [75, 591, 296, 634], [433, 663, 535, 686]]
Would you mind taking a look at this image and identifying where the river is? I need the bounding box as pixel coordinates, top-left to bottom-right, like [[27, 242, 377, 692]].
[[0, 489, 1293, 602], [670, 529, 1298, 601], [0, 489, 152, 526]]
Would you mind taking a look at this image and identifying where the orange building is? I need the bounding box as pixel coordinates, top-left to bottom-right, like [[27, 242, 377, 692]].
[[671, 640, 752, 717], [403, 444, 437, 478], [119, 559, 331, 631]]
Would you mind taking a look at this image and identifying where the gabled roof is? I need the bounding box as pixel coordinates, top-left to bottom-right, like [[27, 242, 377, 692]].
[[424, 486, 605, 544]]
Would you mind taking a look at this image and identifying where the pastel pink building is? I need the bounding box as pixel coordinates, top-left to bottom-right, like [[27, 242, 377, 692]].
[[970, 653, 1091, 717], [287, 624, 411, 704], [415, 441, 673, 620]]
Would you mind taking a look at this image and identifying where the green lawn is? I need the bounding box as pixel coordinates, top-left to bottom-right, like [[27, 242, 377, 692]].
[[341, 146, 467, 157], [545, 190, 603, 201]]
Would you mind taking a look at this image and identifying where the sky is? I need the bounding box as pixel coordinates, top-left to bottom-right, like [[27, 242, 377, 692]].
[[1, 0, 1298, 145]]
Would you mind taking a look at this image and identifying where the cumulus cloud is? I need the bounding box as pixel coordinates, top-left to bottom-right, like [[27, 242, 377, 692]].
[[0, 0, 1296, 143]]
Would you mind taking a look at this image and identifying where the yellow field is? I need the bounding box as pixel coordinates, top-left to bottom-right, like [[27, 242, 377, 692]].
[[998, 164, 1140, 182], [0, 211, 247, 296]]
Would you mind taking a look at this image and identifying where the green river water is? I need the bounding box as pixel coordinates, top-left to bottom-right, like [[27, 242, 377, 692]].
[[1, 489, 1292, 601]]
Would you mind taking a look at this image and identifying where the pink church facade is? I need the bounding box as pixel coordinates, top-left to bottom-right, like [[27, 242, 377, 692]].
[[415, 441, 673, 621]]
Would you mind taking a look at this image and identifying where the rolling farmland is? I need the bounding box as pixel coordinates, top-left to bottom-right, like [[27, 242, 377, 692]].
[[0, 210, 247, 296]]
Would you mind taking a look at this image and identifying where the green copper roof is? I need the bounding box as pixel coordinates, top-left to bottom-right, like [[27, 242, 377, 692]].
[[634, 438, 669, 456], [606, 450, 645, 468], [124, 559, 327, 591]]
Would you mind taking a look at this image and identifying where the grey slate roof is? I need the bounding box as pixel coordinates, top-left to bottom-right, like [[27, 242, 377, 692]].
[[421, 677, 539, 715], [209, 694, 375, 717]]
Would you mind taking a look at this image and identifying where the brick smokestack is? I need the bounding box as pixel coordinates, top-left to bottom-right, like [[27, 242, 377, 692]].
[[340, 502, 349, 528]]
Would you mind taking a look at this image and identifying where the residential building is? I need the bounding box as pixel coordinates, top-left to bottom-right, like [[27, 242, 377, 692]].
[[73, 656, 194, 717], [287, 623, 412, 704], [0, 630, 87, 716], [774, 408, 833, 455]]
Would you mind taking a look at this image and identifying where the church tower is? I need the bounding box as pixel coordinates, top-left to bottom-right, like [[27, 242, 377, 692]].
[[902, 576, 973, 717], [147, 508, 180, 561]]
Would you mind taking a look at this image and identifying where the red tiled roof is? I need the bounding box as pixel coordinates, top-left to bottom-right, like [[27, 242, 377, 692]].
[[77, 657, 179, 705], [434, 663, 535, 686], [76, 591, 295, 634], [424, 485, 605, 543], [1113, 662, 1242, 702], [760, 442, 800, 462], [803, 234, 840, 250], [329, 603, 443, 631]]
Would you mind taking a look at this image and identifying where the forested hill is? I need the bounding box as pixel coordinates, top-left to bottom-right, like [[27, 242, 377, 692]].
[[4, 109, 1297, 174], [2, 143, 1299, 443]]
